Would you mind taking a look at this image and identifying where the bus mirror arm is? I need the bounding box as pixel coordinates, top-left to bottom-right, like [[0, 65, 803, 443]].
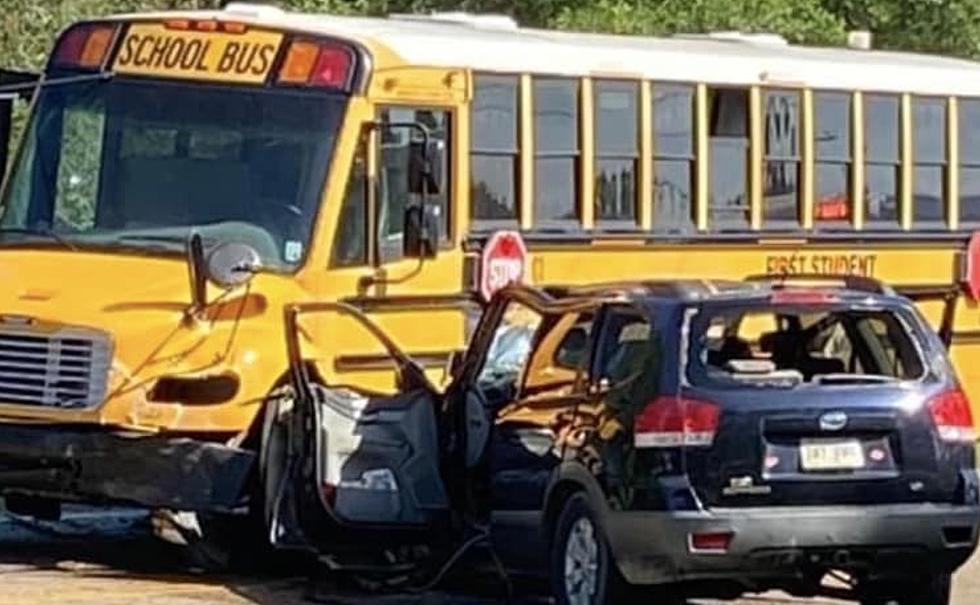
[[186, 232, 208, 317]]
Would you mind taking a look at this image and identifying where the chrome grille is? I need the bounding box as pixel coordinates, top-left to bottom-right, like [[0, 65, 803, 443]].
[[0, 325, 112, 409]]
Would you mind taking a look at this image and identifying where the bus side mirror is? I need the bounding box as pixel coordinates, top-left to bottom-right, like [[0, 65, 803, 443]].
[[408, 139, 444, 196], [403, 202, 440, 259]]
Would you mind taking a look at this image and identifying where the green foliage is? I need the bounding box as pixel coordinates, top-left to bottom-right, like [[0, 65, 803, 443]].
[[555, 0, 848, 45]]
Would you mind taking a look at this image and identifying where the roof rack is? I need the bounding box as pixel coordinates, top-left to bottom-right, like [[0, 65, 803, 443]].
[[743, 273, 894, 296]]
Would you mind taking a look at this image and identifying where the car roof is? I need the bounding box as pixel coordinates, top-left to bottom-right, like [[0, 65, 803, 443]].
[[517, 276, 905, 312]]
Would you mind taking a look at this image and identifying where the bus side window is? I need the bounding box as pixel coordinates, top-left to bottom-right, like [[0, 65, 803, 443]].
[[377, 107, 450, 263], [331, 139, 368, 267], [708, 87, 750, 230]]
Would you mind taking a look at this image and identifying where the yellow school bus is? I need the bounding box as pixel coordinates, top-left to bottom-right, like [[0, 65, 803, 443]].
[[1, 3, 980, 519]]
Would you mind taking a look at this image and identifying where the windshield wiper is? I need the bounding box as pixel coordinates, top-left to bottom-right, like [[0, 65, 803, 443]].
[[0, 227, 77, 251], [0, 71, 113, 96]]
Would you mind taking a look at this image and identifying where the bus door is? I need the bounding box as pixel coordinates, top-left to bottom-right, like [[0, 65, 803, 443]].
[[330, 78, 473, 389]]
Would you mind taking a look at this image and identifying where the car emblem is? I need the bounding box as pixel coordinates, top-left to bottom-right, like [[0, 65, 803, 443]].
[[819, 411, 849, 432]]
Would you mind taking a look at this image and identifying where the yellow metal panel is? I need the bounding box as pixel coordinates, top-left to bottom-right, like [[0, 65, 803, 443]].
[[750, 87, 763, 230], [639, 80, 653, 230], [368, 66, 468, 104], [853, 91, 865, 230], [455, 77, 472, 242], [696, 83, 710, 231], [520, 74, 534, 230], [949, 96, 960, 230], [901, 93, 914, 231], [802, 89, 815, 229], [581, 77, 595, 229], [114, 23, 283, 84]]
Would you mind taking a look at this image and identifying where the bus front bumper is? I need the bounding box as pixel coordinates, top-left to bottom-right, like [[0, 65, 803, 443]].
[[0, 423, 255, 512]]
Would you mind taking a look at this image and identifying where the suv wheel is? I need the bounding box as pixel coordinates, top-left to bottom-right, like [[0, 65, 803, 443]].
[[550, 494, 620, 605], [861, 573, 952, 605]]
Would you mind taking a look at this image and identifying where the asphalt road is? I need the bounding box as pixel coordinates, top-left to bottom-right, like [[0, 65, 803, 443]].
[[0, 508, 978, 605]]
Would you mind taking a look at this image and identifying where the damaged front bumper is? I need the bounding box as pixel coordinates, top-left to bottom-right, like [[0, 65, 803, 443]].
[[0, 423, 255, 512]]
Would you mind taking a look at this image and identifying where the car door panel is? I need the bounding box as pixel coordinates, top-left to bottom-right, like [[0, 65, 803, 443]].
[[266, 301, 451, 550]]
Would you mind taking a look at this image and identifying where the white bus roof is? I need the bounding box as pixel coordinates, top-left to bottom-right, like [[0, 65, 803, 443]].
[[113, 6, 980, 96]]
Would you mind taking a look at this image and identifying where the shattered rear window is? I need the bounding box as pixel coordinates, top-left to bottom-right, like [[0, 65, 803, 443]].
[[688, 303, 926, 387]]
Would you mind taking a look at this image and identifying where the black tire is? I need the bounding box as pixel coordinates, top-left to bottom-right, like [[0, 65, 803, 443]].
[[861, 573, 952, 605], [549, 493, 623, 605]]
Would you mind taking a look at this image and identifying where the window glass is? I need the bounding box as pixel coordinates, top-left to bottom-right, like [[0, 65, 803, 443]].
[[763, 91, 801, 225], [960, 100, 980, 223], [815, 93, 850, 159], [654, 160, 692, 231], [534, 78, 579, 224], [534, 79, 578, 153], [593, 308, 660, 411], [595, 81, 638, 155], [708, 88, 750, 229], [913, 165, 944, 222], [654, 85, 694, 157], [865, 95, 900, 227], [471, 155, 516, 221], [477, 301, 541, 399], [54, 106, 105, 231], [535, 158, 577, 221], [866, 95, 900, 162], [471, 75, 519, 223], [866, 164, 899, 224], [378, 107, 450, 262], [1, 80, 343, 270], [331, 140, 367, 267], [961, 100, 980, 163], [595, 80, 638, 223], [472, 75, 518, 153], [653, 84, 695, 232], [914, 97, 946, 163], [691, 306, 924, 386], [962, 166, 980, 223], [913, 97, 946, 224], [814, 92, 851, 226]]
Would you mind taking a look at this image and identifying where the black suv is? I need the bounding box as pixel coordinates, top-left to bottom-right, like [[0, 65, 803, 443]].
[[264, 279, 979, 605]]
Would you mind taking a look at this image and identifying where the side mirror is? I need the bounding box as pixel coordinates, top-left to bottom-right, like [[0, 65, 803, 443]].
[[408, 139, 444, 196], [206, 241, 261, 289], [403, 202, 440, 259]]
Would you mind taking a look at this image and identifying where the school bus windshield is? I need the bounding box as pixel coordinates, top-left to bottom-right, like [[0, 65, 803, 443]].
[[0, 76, 346, 269]]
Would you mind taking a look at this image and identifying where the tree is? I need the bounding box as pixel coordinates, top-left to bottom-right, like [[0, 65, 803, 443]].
[[555, 0, 848, 45]]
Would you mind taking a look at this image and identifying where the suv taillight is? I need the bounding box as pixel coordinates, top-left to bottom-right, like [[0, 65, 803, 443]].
[[634, 396, 720, 449], [928, 388, 976, 443]]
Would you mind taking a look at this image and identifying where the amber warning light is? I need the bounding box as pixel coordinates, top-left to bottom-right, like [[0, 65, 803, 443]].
[[277, 40, 353, 89], [53, 23, 118, 69]]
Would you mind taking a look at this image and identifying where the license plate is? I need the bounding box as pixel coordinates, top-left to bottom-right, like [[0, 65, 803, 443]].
[[799, 439, 865, 471], [114, 23, 283, 84]]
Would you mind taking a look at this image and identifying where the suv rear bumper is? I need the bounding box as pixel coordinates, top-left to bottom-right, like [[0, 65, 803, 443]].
[[606, 503, 980, 586], [0, 423, 255, 512]]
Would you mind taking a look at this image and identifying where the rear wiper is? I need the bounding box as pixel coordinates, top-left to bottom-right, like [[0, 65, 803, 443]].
[[0, 227, 77, 251], [813, 373, 898, 385]]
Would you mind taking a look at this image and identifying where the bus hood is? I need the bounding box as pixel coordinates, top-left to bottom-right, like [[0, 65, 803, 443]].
[[0, 249, 281, 429]]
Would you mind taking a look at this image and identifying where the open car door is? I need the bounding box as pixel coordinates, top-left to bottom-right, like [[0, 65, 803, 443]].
[[263, 302, 452, 551]]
